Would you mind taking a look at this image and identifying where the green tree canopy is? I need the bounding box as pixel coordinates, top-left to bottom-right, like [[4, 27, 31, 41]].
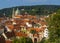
[[13, 37, 33, 43], [46, 14, 60, 43]]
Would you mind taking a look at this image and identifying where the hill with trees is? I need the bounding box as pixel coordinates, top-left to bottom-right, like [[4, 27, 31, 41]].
[[0, 5, 60, 17]]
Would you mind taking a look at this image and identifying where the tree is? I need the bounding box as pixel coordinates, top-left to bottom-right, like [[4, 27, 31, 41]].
[[39, 37, 49, 43], [30, 30, 37, 34], [46, 14, 60, 43]]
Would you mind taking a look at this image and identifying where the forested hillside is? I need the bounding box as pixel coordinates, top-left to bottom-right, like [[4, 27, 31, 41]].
[[0, 5, 60, 17]]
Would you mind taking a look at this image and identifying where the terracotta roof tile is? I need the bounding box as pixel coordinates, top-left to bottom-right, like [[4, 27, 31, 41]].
[[15, 32, 27, 37], [7, 25, 14, 30]]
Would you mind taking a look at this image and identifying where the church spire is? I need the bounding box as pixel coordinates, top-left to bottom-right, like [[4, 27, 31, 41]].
[[12, 8, 15, 18]]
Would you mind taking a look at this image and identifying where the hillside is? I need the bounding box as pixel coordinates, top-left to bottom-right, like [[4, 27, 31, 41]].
[[0, 5, 60, 17]]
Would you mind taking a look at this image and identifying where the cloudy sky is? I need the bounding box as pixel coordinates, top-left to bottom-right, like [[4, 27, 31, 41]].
[[0, 0, 60, 9]]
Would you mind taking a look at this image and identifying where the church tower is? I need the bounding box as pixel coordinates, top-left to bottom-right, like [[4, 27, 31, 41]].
[[12, 8, 15, 18], [15, 8, 20, 16]]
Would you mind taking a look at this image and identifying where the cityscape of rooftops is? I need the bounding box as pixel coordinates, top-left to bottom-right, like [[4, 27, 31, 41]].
[[0, 0, 60, 43]]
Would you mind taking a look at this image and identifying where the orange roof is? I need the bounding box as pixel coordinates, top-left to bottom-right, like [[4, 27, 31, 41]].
[[14, 25, 20, 30], [5, 21, 12, 25], [39, 21, 47, 26], [5, 40, 12, 43], [30, 27, 45, 32], [14, 15, 22, 18], [32, 16, 36, 19], [23, 19, 29, 22], [7, 25, 14, 30], [15, 32, 27, 37]]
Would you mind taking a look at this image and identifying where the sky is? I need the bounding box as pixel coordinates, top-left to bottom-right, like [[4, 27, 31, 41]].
[[0, 0, 60, 9]]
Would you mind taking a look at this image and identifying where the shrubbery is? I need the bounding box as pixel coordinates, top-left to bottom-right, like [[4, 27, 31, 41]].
[[12, 37, 33, 43]]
